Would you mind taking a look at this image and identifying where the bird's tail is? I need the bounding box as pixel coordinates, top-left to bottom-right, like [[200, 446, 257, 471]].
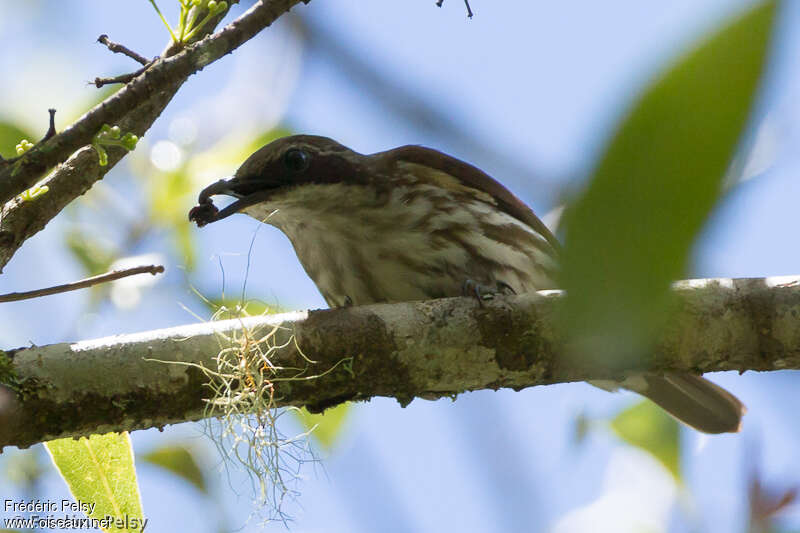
[[632, 373, 745, 434]]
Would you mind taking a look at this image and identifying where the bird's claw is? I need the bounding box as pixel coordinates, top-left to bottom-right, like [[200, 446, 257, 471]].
[[462, 280, 515, 307]]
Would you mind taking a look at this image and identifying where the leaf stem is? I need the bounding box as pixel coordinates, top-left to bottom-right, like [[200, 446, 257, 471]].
[[148, 0, 178, 43]]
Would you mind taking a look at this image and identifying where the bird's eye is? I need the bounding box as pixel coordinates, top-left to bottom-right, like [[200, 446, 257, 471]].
[[283, 148, 310, 173]]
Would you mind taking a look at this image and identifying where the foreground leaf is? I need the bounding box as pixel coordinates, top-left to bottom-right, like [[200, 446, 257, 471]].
[[46, 432, 146, 532], [294, 403, 351, 451], [141, 444, 207, 493], [560, 2, 776, 366], [611, 400, 681, 480]]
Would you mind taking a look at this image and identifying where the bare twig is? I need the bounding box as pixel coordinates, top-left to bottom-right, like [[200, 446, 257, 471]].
[[94, 67, 148, 88], [40, 109, 57, 143], [97, 34, 151, 66], [435, 0, 473, 18], [0, 265, 164, 303]]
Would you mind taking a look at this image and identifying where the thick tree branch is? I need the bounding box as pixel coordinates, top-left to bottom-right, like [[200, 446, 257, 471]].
[[1, 276, 798, 449], [0, 0, 309, 270]]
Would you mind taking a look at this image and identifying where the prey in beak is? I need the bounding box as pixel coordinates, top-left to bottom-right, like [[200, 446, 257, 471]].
[[187, 176, 272, 227]]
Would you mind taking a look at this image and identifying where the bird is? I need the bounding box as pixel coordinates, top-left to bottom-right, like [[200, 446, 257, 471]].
[[189, 134, 745, 433]]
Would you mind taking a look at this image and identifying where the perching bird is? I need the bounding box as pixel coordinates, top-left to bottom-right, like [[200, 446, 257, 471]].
[[189, 134, 744, 433]]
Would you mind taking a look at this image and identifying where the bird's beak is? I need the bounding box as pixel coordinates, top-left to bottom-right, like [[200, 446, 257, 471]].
[[188, 176, 275, 227]]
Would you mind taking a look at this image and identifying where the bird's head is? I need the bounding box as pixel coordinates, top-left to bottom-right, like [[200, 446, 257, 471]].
[[189, 134, 560, 256], [189, 135, 377, 226]]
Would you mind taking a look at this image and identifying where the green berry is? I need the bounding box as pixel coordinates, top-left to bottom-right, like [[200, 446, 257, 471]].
[[207, 0, 217, 11], [121, 133, 139, 151], [15, 140, 33, 155], [109, 126, 121, 139]]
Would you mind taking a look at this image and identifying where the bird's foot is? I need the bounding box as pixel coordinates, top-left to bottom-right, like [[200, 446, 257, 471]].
[[462, 279, 515, 307]]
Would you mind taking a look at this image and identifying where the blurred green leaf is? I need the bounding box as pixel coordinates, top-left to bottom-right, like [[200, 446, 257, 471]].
[[65, 229, 117, 276], [141, 444, 207, 494], [611, 400, 681, 480], [0, 120, 34, 159], [294, 403, 351, 451], [249, 127, 293, 153], [148, 168, 198, 269], [174, 221, 197, 270], [201, 297, 282, 318], [150, 170, 194, 223], [45, 432, 146, 532], [560, 2, 776, 366]]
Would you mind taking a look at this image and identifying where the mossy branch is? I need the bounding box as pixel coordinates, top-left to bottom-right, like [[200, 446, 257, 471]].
[[1, 276, 799, 449]]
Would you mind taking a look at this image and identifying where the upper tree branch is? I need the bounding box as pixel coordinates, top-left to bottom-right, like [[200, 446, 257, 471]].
[[0, 77, 184, 270], [0, 0, 309, 258], [2, 276, 798, 449]]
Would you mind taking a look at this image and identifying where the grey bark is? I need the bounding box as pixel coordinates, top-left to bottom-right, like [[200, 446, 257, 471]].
[[1, 276, 798, 449]]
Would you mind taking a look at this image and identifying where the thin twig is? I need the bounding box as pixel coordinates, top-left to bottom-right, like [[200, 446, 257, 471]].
[[0, 264, 165, 303], [40, 109, 57, 143], [97, 34, 151, 66], [435, 0, 473, 18], [94, 65, 148, 88]]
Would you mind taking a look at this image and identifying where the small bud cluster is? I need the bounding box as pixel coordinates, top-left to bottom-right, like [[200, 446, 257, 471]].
[[181, 0, 228, 42], [149, 0, 228, 45], [18, 184, 49, 202], [92, 124, 139, 166], [15, 139, 34, 156]]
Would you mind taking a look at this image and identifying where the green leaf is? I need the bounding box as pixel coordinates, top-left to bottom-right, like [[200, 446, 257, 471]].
[[0, 120, 34, 159], [611, 400, 681, 480], [174, 220, 197, 271], [45, 432, 147, 533], [65, 230, 117, 276], [200, 297, 282, 318], [141, 444, 207, 494], [293, 403, 351, 451], [150, 169, 194, 224], [560, 2, 776, 367]]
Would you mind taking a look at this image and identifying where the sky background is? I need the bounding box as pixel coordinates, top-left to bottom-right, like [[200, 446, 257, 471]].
[[0, 0, 799, 532]]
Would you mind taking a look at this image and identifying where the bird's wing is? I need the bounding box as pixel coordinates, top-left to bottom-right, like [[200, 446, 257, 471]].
[[385, 145, 562, 255]]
